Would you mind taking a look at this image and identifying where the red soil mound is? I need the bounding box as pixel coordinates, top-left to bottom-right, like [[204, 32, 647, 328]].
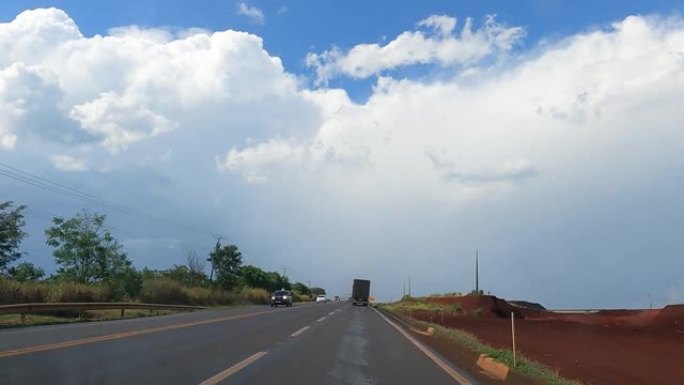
[[405, 299, 684, 384], [423, 295, 684, 329], [424, 294, 526, 318], [654, 304, 684, 328]]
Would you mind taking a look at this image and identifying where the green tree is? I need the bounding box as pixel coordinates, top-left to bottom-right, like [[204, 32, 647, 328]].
[[184, 248, 207, 286], [8, 262, 45, 282], [310, 287, 326, 296], [108, 265, 143, 299], [158, 265, 206, 287], [45, 210, 131, 283], [0, 201, 27, 274], [265, 271, 290, 292], [208, 243, 242, 290], [239, 265, 270, 289], [141, 267, 160, 281], [291, 282, 310, 296]]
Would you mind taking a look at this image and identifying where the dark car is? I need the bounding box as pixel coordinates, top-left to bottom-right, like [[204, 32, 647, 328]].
[[270, 290, 293, 307]]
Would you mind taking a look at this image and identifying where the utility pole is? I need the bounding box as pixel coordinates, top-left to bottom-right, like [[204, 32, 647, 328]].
[[209, 235, 223, 283], [403, 278, 406, 298], [475, 250, 479, 294], [281, 267, 289, 290]]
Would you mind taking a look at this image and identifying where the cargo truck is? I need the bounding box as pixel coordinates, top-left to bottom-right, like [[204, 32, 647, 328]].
[[352, 279, 371, 306]]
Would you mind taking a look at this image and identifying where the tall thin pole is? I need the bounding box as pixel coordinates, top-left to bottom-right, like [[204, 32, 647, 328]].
[[403, 278, 406, 298], [209, 237, 222, 283], [475, 250, 479, 294], [511, 312, 517, 367], [408, 276, 412, 297]]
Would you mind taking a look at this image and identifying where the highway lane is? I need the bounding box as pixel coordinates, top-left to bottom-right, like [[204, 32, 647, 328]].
[[0, 304, 294, 352], [1, 302, 342, 384], [0, 303, 478, 385], [224, 305, 476, 385]]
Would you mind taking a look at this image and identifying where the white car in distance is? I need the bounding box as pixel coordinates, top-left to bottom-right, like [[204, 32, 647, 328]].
[[315, 294, 328, 303]]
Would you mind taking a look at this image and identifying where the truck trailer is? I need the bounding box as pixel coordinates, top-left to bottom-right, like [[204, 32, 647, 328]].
[[352, 279, 371, 306]]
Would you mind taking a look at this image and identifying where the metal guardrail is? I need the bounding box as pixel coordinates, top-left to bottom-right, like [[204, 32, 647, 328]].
[[548, 308, 649, 314], [549, 309, 601, 314], [0, 302, 207, 322]]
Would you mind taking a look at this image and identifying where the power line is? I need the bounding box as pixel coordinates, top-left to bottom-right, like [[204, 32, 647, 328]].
[[0, 162, 135, 212], [0, 162, 216, 237], [22, 208, 212, 266]]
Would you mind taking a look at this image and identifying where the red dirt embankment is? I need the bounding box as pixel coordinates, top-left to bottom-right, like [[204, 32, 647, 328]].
[[425, 294, 525, 318], [414, 296, 684, 385]]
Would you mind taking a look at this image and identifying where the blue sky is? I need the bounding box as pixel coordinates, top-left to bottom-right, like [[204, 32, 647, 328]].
[[1, 0, 681, 99], [1, 1, 684, 307]]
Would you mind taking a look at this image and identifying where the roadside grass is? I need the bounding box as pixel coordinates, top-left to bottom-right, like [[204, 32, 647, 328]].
[[0, 313, 71, 328], [381, 306, 581, 385], [0, 278, 306, 330], [384, 299, 443, 312], [0, 309, 175, 329]]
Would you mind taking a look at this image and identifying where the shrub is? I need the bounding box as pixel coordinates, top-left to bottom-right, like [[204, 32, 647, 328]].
[[139, 279, 240, 306], [450, 303, 462, 313], [139, 278, 188, 304], [48, 282, 110, 302], [293, 293, 312, 302], [239, 287, 270, 304], [0, 279, 50, 304], [185, 286, 234, 306], [0, 279, 111, 304], [107, 267, 143, 300]]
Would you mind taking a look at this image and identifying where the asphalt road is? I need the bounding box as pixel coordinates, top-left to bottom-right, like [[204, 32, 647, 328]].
[[0, 302, 478, 385]]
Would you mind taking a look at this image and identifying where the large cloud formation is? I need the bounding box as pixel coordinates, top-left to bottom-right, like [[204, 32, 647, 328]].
[[306, 15, 525, 85], [2, 8, 684, 306]]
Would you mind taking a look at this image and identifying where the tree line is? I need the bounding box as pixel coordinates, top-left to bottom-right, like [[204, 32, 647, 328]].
[[0, 201, 325, 301]]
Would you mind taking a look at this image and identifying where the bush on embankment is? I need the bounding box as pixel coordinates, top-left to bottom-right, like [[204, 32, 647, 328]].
[[1, 278, 273, 307]]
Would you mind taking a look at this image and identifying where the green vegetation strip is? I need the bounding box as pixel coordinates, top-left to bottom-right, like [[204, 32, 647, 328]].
[[0, 309, 169, 329], [1, 202, 325, 310], [381, 305, 581, 385]]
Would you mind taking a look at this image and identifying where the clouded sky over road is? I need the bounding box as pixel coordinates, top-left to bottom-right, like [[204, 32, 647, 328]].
[[1, 0, 683, 307]]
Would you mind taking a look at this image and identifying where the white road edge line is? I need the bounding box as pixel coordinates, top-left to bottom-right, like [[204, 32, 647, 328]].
[[329, 311, 335, 315], [371, 307, 473, 385], [198, 351, 267, 385], [290, 326, 310, 337], [316, 316, 326, 322]]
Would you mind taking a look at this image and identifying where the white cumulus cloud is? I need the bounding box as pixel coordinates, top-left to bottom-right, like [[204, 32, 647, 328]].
[[237, 2, 265, 24], [69, 91, 176, 153], [0, 7, 305, 155], [3, 8, 684, 305], [306, 15, 525, 84], [51, 154, 87, 171], [227, 15, 684, 207]]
